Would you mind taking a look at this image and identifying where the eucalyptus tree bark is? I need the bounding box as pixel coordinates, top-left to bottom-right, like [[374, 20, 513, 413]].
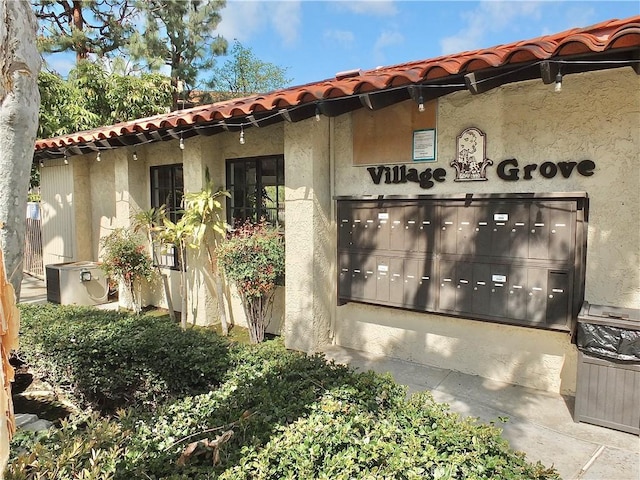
[[0, 0, 41, 298]]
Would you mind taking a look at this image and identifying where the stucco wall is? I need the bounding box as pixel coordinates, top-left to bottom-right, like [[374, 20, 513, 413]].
[[331, 68, 640, 394]]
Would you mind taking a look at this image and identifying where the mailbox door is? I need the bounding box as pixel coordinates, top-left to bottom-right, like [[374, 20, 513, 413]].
[[475, 207, 493, 257], [439, 261, 456, 311], [526, 267, 548, 325], [389, 257, 404, 305], [456, 207, 476, 256], [362, 256, 377, 302], [388, 206, 405, 251], [413, 258, 435, 311], [440, 206, 457, 255], [376, 257, 390, 303], [509, 203, 530, 259], [546, 271, 570, 327], [548, 203, 574, 261], [489, 265, 509, 318], [490, 203, 511, 258], [338, 251, 351, 299], [374, 208, 391, 251], [472, 263, 491, 316], [507, 266, 528, 321], [455, 262, 473, 313]]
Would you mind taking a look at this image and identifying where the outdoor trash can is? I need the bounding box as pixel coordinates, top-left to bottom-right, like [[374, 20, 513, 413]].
[[574, 302, 640, 434], [45, 262, 109, 306]]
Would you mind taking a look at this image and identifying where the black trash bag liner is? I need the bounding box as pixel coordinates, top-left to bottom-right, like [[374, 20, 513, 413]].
[[577, 322, 640, 362]]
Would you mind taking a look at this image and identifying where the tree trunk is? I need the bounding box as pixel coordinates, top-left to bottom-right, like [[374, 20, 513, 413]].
[[0, 0, 42, 299]]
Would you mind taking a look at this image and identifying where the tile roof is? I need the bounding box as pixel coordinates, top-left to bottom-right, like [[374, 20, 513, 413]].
[[35, 16, 640, 159]]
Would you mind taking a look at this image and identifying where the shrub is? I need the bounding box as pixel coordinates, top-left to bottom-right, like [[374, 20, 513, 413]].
[[100, 228, 154, 313], [216, 220, 285, 343], [17, 304, 231, 412], [9, 306, 559, 479]]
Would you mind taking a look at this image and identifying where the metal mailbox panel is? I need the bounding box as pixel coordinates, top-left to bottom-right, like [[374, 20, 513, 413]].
[[336, 194, 585, 332]]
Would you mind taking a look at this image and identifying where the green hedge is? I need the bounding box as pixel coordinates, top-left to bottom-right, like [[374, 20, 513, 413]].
[[17, 304, 231, 412], [8, 305, 559, 479]]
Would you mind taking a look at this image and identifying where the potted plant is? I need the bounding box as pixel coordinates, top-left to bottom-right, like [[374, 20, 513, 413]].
[[100, 228, 154, 314], [216, 220, 284, 343]]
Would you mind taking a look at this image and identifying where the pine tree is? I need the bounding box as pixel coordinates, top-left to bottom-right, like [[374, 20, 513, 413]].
[[130, 0, 228, 110], [32, 0, 137, 63]]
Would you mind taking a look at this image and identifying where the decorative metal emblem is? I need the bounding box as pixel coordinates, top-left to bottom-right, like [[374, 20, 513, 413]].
[[451, 127, 492, 181]]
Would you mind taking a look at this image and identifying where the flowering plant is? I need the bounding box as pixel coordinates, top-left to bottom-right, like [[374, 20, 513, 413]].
[[100, 228, 154, 313], [216, 220, 284, 343]]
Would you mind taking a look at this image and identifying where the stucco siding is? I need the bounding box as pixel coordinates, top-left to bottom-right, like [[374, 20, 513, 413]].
[[331, 69, 639, 394]]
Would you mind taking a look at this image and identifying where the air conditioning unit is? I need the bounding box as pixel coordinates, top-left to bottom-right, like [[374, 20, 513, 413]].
[[45, 262, 109, 306]]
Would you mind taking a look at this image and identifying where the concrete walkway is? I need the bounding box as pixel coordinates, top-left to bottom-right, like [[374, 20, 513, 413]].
[[322, 345, 639, 480], [18, 275, 639, 479]]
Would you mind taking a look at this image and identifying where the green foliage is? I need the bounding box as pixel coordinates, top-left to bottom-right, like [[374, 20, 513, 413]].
[[16, 304, 231, 412], [8, 305, 559, 479], [37, 62, 172, 139], [130, 0, 228, 107], [216, 221, 285, 343], [207, 40, 292, 100], [33, 0, 137, 60], [100, 229, 154, 286], [216, 221, 284, 300]]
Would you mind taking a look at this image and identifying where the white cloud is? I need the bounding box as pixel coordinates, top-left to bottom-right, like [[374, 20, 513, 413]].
[[373, 30, 404, 64], [217, 1, 301, 47], [271, 1, 302, 46], [334, 0, 398, 16], [439, 0, 544, 54], [217, 1, 267, 42], [324, 29, 356, 48]]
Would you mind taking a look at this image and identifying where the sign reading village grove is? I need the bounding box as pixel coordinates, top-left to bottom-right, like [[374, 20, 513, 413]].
[[367, 159, 596, 189]]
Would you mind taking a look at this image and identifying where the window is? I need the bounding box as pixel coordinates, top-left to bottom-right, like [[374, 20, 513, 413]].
[[151, 164, 184, 223], [150, 164, 184, 269], [226, 155, 284, 228]]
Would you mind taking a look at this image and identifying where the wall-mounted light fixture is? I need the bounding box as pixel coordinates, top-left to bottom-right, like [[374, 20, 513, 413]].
[[239, 126, 245, 145], [315, 106, 321, 122], [418, 95, 425, 113], [179, 136, 185, 150], [63, 153, 69, 165], [132, 151, 138, 161], [96, 151, 101, 162], [554, 71, 563, 93]]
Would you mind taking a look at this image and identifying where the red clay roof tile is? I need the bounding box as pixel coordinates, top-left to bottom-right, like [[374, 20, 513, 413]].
[[35, 16, 640, 155]]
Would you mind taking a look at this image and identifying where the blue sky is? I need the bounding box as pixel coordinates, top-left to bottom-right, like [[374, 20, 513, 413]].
[[45, 1, 639, 88]]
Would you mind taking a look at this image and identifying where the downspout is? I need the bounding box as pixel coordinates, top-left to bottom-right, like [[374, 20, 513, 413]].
[[329, 116, 337, 343]]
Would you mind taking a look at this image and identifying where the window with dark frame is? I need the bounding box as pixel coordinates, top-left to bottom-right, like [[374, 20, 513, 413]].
[[226, 155, 285, 228], [150, 164, 184, 269]]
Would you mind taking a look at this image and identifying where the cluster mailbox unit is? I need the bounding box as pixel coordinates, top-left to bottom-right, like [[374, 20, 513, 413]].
[[337, 193, 588, 332]]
